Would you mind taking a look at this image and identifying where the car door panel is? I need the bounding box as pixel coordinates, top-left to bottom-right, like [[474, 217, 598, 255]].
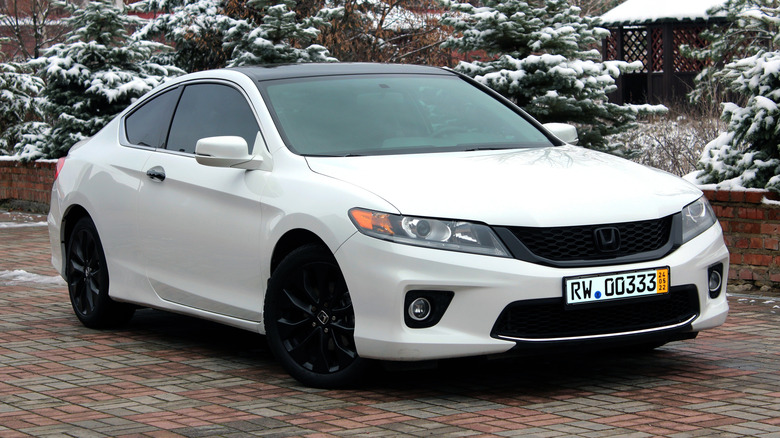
[[138, 153, 263, 320]]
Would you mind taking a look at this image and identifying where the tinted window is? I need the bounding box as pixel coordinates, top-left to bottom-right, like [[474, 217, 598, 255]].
[[261, 75, 553, 156], [166, 83, 260, 154], [125, 88, 180, 148]]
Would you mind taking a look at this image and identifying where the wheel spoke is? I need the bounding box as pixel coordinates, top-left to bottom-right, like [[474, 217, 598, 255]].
[[328, 329, 356, 365], [89, 256, 102, 277], [69, 256, 86, 276], [69, 235, 87, 275], [301, 266, 323, 306], [330, 321, 354, 334], [281, 287, 315, 317], [71, 278, 87, 313], [276, 316, 312, 340], [86, 277, 100, 312], [331, 301, 353, 318], [286, 327, 320, 369], [317, 328, 333, 372]]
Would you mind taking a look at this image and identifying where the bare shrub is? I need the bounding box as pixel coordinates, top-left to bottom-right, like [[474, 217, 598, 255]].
[[611, 104, 725, 176]]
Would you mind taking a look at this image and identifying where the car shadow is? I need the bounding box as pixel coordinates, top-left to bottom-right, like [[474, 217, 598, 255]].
[[122, 307, 273, 360], [110, 308, 710, 395], [366, 347, 690, 395]]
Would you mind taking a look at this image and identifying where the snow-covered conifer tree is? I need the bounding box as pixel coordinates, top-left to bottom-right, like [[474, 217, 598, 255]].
[[21, 0, 183, 158], [133, 0, 237, 72], [688, 0, 779, 193], [0, 56, 44, 158], [225, 0, 340, 66], [683, 0, 777, 105], [135, 0, 341, 70], [441, 0, 664, 155]]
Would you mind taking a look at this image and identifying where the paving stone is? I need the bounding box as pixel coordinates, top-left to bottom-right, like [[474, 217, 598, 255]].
[[3, 211, 780, 437]]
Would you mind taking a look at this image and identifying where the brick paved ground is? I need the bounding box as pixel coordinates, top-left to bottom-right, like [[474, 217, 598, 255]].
[[2, 210, 780, 437]]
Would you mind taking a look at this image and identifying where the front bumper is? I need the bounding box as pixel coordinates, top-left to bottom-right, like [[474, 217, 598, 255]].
[[335, 224, 729, 361]]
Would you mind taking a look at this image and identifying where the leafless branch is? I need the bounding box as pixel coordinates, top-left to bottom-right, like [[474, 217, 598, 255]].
[[0, 0, 67, 61]]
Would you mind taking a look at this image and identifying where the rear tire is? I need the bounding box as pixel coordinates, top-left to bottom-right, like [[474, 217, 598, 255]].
[[65, 217, 135, 328], [265, 244, 368, 388]]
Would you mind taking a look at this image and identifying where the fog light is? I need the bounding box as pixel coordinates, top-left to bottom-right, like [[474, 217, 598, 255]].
[[707, 263, 724, 298], [408, 298, 431, 321], [404, 290, 454, 328]]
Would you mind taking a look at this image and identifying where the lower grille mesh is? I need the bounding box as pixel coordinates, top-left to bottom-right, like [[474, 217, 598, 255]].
[[492, 286, 699, 340]]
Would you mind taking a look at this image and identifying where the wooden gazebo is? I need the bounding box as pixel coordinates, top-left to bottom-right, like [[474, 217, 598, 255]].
[[600, 0, 727, 105]]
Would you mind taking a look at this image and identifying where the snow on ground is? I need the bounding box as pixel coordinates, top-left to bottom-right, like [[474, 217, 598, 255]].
[[0, 210, 47, 223], [0, 221, 48, 228], [600, 0, 726, 24], [0, 270, 65, 286]]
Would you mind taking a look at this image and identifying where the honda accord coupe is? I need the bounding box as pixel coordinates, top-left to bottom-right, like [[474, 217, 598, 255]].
[[48, 63, 729, 387]]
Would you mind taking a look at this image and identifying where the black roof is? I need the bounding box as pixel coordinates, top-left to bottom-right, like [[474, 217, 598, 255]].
[[230, 63, 454, 82]]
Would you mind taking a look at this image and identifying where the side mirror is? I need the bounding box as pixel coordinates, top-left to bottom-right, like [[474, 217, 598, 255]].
[[195, 136, 263, 170], [543, 123, 579, 145]]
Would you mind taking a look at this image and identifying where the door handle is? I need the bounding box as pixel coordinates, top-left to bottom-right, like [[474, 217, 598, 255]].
[[146, 166, 166, 182]]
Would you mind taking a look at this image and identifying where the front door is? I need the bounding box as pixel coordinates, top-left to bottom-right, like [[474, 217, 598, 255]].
[[137, 82, 266, 321]]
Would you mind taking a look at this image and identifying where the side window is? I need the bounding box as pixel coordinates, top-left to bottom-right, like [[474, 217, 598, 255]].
[[125, 88, 180, 148], [166, 83, 260, 154]]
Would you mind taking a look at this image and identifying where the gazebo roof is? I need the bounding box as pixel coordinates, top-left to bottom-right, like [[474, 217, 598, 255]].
[[600, 0, 727, 26]]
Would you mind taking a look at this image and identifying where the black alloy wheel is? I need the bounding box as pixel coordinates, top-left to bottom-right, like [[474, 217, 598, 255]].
[[66, 217, 134, 328], [265, 244, 367, 388]]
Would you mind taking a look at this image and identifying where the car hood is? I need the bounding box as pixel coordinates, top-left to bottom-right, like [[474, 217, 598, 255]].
[[305, 146, 701, 227]]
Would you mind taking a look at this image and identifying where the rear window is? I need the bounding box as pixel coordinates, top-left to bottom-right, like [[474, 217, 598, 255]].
[[125, 88, 180, 148]]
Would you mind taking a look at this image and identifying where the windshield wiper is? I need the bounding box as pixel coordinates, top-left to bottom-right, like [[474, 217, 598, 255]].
[[461, 145, 520, 152]]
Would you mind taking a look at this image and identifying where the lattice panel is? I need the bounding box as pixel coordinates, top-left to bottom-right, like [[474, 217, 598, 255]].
[[650, 28, 663, 72], [604, 33, 618, 61], [622, 28, 649, 72], [673, 26, 706, 72]]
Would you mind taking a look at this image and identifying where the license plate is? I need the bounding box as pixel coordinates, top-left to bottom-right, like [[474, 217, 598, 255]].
[[564, 267, 669, 306]]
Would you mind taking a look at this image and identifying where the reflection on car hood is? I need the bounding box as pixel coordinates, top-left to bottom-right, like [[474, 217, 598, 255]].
[[305, 146, 702, 227]]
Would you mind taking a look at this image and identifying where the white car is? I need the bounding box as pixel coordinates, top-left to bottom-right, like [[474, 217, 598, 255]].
[[48, 64, 729, 387]]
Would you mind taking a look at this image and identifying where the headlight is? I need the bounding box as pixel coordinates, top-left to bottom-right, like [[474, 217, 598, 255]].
[[349, 208, 510, 257], [681, 196, 717, 243]]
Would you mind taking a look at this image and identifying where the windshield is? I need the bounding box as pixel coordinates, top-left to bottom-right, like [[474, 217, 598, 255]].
[[260, 74, 554, 157]]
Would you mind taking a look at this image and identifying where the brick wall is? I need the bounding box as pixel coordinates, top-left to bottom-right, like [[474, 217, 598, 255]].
[[0, 160, 57, 206], [702, 189, 780, 290], [1, 159, 779, 289]]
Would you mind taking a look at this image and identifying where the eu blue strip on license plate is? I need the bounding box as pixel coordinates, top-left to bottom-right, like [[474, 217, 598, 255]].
[[564, 267, 670, 305]]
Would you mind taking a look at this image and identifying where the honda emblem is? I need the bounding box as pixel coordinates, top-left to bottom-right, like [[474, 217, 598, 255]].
[[594, 227, 621, 252]]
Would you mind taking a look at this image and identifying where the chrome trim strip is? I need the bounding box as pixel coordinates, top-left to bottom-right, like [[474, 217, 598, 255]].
[[496, 314, 697, 343]]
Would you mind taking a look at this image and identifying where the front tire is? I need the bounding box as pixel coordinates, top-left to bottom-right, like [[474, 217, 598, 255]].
[[65, 216, 135, 328], [265, 244, 367, 388]]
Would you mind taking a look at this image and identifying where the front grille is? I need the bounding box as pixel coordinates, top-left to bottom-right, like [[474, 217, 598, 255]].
[[491, 286, 699, 340], [506, 216, 674, 262]]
